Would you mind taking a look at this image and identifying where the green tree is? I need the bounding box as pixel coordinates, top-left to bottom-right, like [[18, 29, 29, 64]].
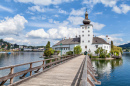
[[95, 48, 100, 56], [44, 41, 54, 57], [111, 41, 114, 49], [46, 41, 50, 49], [74, 45, 82, 54]]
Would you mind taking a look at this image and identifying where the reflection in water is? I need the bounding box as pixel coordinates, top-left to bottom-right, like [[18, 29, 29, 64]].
[[92, 59, 123, 80]]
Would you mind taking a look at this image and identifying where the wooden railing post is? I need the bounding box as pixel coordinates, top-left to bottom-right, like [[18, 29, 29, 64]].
[[43, 61, 44, 70], [10, 67, 14, 84], [50, 59, 52, 66], [30, 63, 32, 76]]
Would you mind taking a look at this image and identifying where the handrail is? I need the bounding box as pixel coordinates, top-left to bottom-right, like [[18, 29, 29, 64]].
[[0, 54, 80, 86]]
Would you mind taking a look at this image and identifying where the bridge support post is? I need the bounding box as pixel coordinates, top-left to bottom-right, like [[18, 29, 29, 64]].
[[43, 61, 44, 70], [10, 67, 14, 84], [30, 63, 32, 76]]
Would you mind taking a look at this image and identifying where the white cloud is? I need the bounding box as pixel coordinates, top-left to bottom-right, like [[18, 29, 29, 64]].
[[70, 7, 85, 16], [28, 6, 45, 12], [83, 0, 117, 9], [112, 6, 122, 14], [0, 14, 28, 35], [26, 29, 49, 38], [59, 9, 68, 14], [112, 4, 130, 14], [30, 16, 46, 20], [67, 16, 84, 25], [4, 37, 30, 44], [98, 34, 123, 45], [26, 27, 80, 39], [14, 0, 74, 6], [95, 12, 103, 15], [0, 5, 13, 13], [91, 22, 105, 30], [120, 4, 130, 14]]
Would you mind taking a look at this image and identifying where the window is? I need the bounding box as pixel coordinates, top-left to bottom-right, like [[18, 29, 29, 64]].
[[82, 41, 84, 43], [88, 26, 90, 29], [107, 46, 108, 49], [85, 26, 87, 29], [82, 27, 84, 29], [88, 34, 90, 36], [85, 46, 87, 49], [88, 40, 90, 43], [95, 45, 98, 48], [82, 31, 84, 33], [104, 46, 106, 48], [88, 30, 90, 32], [82, 35, 84, 37]]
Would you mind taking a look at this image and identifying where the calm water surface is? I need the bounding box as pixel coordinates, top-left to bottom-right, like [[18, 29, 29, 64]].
[[92, 52, 130, 86], [0, 52, 44, 85]]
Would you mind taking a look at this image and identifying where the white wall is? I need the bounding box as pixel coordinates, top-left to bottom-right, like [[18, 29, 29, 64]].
[[52, 44, 79, 55], [80, 24, 93, 53]]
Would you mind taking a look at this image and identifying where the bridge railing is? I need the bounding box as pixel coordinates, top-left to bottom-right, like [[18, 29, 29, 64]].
[[0, 54, 81, 86], [76, 55, 101, 86]]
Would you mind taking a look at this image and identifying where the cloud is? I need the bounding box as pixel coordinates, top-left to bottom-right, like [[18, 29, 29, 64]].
[[67, 16, 84, 25], [26, 29, 49, 38], [26, 27, 80, 39], [91, 22, 105, 30], [83, 0, 117, 9], [30, 16, 46, 20], [28, 6, 45, 12], [0, 14, 28, 35], [98, 34, 123, 45], [14, 0, 74, 6], [0, 5, 13, 13], [58, 9, 68, 14], [94, 12, 103, 15], [70, 7, 85, 16], [4, 37, 30, 44], [112, 4, 130, 14], [112, 6, 122, 14], [120, 4, 130, 14]]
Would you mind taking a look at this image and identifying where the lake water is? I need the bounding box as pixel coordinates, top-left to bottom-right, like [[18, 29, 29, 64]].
[[0, 52, 44, 85], [0, 52, 130, 86], [92, 52, 130, 86]]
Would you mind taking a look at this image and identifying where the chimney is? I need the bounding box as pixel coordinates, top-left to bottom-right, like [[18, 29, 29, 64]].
[[106, 35, 109, 43]]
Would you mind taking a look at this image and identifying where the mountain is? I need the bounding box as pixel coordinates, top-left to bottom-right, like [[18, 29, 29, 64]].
[[118, 43, 130, 49]]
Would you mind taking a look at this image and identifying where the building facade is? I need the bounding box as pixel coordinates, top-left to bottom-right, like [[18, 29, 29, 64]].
[[52, 10, 111, 55]]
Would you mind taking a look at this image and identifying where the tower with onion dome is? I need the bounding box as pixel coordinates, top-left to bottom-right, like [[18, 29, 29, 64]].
[[80, 10, 94, 53]]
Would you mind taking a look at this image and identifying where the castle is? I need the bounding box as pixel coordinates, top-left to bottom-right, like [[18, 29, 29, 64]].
[[52, 10, 111, 55]]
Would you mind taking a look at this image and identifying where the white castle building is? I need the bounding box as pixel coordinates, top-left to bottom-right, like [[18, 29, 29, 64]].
[[52, 10, 111, 55]]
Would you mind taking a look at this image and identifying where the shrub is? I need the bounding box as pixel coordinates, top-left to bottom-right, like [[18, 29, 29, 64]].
[[66, 51, 73, 55], [74, 45, 82, 54]]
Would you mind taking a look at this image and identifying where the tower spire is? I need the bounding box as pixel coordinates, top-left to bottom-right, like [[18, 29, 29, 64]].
[[83, 9, 91, 24]]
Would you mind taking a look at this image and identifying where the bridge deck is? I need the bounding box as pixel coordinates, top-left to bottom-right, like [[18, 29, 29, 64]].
[[18, 55, 85, 86]]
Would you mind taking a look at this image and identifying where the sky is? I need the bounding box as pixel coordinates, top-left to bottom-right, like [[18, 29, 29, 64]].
[[0, 0, 130, 46]]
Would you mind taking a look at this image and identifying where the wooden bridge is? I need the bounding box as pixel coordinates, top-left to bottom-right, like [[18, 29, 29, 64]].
[[0, 55, 101, 86]]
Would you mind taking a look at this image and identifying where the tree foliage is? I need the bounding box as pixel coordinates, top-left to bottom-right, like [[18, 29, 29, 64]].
[[74, 45, 82, 54], [44, 41, 54, 57], [66, 51, 73, 55], [95, 47, 107, 58]]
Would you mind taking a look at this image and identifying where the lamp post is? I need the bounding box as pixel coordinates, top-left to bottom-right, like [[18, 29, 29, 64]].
[[60, 43, 62, 56]]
